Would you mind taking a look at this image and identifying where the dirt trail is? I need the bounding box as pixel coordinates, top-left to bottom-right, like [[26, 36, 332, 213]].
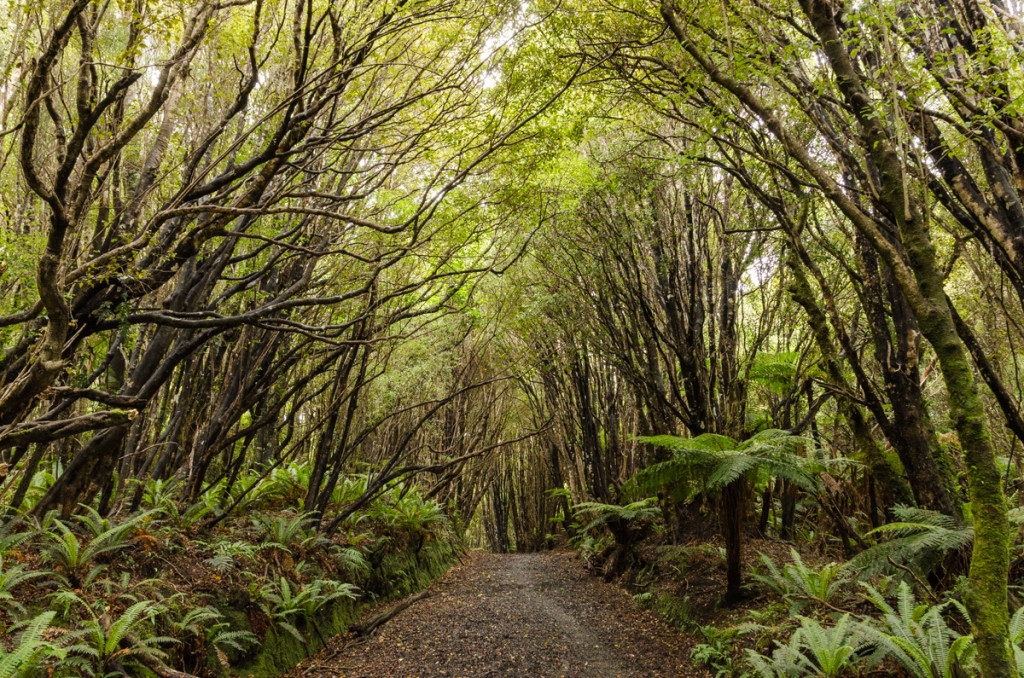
[[289, 551, 703, 677]]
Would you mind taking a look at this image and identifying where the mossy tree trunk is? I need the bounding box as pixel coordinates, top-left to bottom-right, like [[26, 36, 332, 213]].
[[797, 3, 1012, 672], [660, 2, 1014, 672]]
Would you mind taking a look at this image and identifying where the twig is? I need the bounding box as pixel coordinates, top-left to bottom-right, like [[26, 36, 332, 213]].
[[351, 590, 430, 636], [886, 556, 940, 603]]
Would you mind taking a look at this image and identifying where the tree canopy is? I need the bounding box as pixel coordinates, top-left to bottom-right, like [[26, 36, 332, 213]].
[[4, 0, 1024, 675]]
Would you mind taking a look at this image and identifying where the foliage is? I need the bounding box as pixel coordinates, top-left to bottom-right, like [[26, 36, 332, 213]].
[[41, 521, 135, 589], [746, 614, 872, 678], [0, 555, 44, 620], [849, 507, 973, 581], [331, 546, 370, 577], [203, 539, 259, 574], [571, 497, 661, 534], [691, 625, 749, 678], [258, 576, 360, 643], [0, 611, 70, 677], [62, 596, 175, 677], [631, 430, 821, 502], [168, 604, 257, 654], [856, 582, 977, 678], [751, 549, 851, 613], [254, 512, 321, 553]]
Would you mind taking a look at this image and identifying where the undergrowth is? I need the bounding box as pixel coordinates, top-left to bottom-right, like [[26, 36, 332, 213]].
[[0, 462, 460, 677]]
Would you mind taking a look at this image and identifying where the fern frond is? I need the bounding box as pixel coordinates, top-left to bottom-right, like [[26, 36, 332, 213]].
[[850, 506, 972, 580]]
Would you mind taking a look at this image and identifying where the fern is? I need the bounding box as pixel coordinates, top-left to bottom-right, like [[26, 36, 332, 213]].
[[259, 576, 359, 642], [41, 517, 143, 589], [0, 555, 45, 618], [848, 506, 972, 580], [254, 512, 321, 553], [170, 604, 257, 655], [748, 352, 800, 395], [571, 498, 661, 533], [203, 539, 259, 573], [331, 546, 370, 576], [0, 518, 33, 557], [0, 611, 67, 677], [746, 614, 873, 677], [1010, 602, 1024, 673], [751, 549, 851, 613], [16, 464, 61, 513], [632, 429, 821, 502], [856, 581, 976, 678], [61, 595, 175, 676]]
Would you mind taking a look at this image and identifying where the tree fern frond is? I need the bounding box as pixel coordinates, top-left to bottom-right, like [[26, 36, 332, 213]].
[[638, 433, 738, 453], [850, 507, 972, 580]]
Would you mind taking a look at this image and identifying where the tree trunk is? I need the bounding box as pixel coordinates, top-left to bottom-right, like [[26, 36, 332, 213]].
[[722, 480, 747, 603]]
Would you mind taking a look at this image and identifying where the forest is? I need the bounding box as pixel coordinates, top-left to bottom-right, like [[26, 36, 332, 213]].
[[2, 0, 1024, 675]]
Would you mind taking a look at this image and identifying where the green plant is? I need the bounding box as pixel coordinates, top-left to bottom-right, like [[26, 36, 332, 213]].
[[0, 610, 71, 676], [203, 539, 259, 574], [390, 491, 446, 533], [632, 591, 654, 609], [254, 512, 321, 553], [331, 545, 370, 577], [62, 596, 175, 677], [0, 518, 33, 557], [254, 462, 313, 506], [746, 614, 872, 677], [633, 429, 823, 600], [849, 506, 972, 581], [1010, 602, 1024, 673], [258, 576, 359, 643], [0, 555, 44, 620], [752, 549, 851, 612], [41, 521, 134, 589], [364, 487, 447, 534], [571, 497, 661, 533], [632, 430, 821, 502], [856, 581, 976, 678], [16, 464, 61, 513], [332, 474, 369, 506], [692, 625, 747, 677], [169, 604, 257, 663]]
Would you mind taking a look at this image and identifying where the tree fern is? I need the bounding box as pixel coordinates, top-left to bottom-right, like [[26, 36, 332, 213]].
[[631, 429, 821, 501], [748, 352, 800, 396], [848, 506, 972, 580], [571, 498, 661, 534], [632, 429, 822, 600]]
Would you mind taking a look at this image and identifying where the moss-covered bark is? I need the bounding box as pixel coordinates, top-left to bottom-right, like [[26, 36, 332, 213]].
[[660, 1, 1015, 673], [797, 1, 1013, 673], [784, 245, 913, 508]]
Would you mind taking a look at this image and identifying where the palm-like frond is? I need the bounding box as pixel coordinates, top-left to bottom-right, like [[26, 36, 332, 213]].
[[572, 498, 661, 533], [849, 506, 972, 580], [748, 352, 800, 395], [631, 429, 821, 499]]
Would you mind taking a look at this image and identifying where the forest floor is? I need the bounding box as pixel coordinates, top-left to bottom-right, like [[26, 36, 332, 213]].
[[286, 549, 706, 678]]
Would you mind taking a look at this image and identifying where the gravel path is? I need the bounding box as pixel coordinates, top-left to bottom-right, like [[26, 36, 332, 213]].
[[289, 550, 702, 677]]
